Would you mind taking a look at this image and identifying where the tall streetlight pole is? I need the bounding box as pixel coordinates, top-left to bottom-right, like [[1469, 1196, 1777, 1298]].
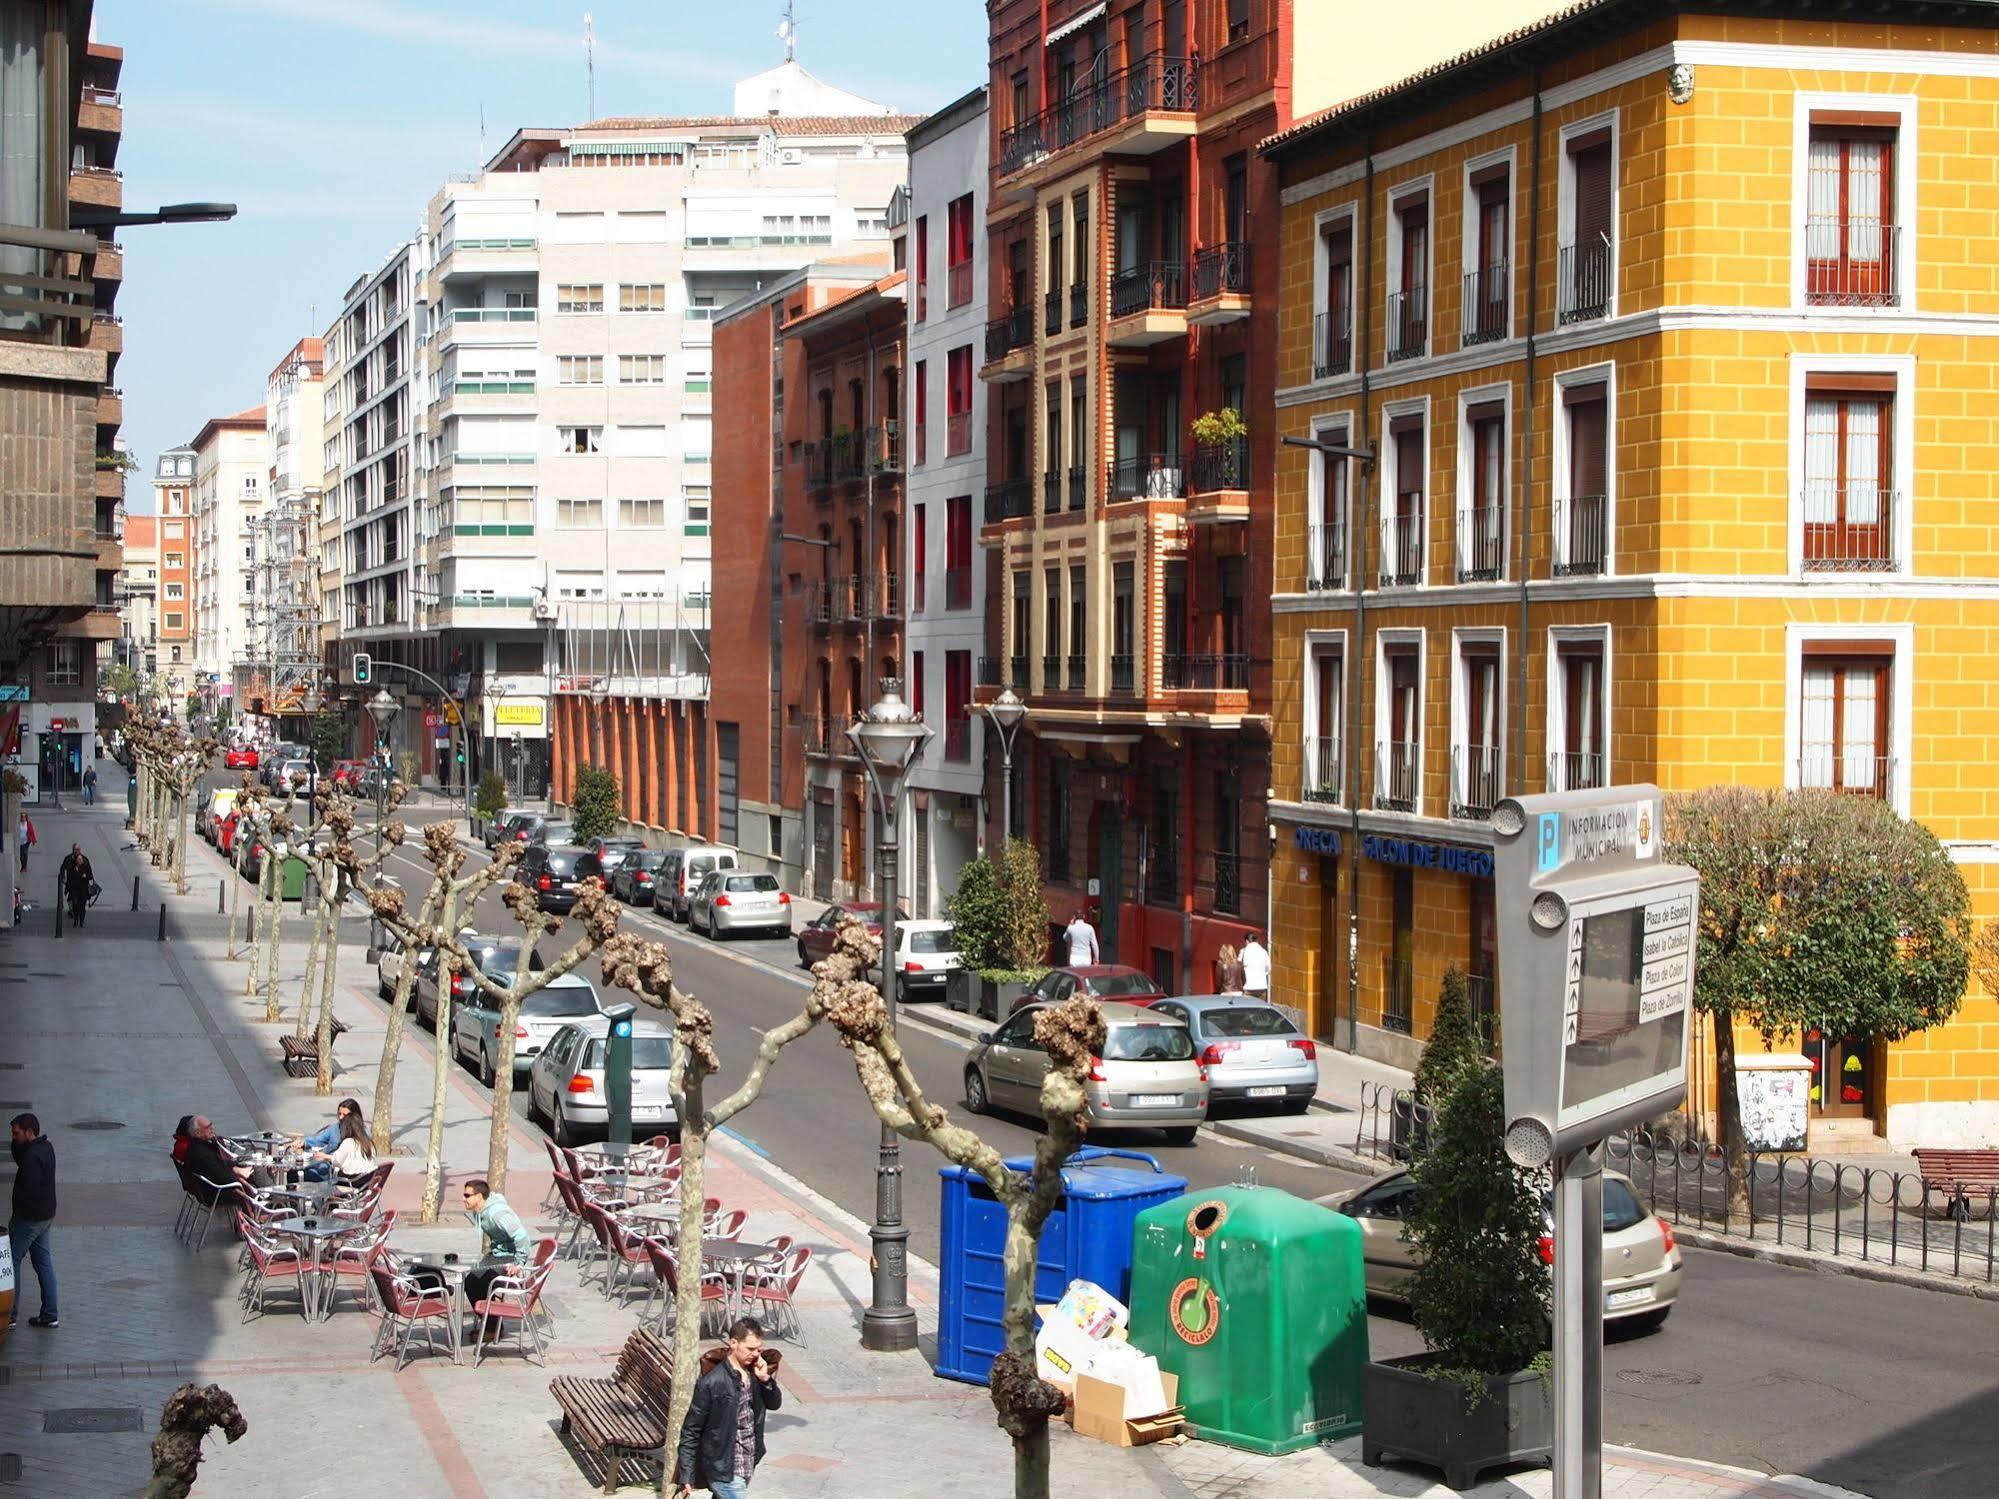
[[364, 687, 400, 961], [848, 680, 932, 1353], [981, 687, 1028, 856]]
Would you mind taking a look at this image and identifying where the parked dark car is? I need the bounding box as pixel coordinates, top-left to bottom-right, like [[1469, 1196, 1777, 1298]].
[[585, 836, 647, 876], [412, 935, 546, 1032], [514, 843, 603, 914], [1007, 964, 1165, 1016], [609, 848, 667, 904], [795, 900, 908, 969]]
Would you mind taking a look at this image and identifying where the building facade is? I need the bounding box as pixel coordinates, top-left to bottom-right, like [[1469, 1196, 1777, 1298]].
[[1265, 0, 1999, 1147], [189, 408, 269, 709], [152, 446, 195, 704], [118, 512, 157, 679], [247, 337, 324, 725], [901, 88, 993, 917]]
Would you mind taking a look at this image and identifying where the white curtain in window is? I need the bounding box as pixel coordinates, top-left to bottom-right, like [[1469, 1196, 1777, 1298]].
[[1806, 139, 1842, 257], [1844, 399, 1881, 523], [1842, 668, 1879, 787], [1847, 141, 1885, 258], [1800, 663, 1836, 785], [1803, 397, 1838, 523]]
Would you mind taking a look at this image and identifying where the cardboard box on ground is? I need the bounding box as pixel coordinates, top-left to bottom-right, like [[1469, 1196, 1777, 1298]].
[[1034, 1280, 1184, 1447]]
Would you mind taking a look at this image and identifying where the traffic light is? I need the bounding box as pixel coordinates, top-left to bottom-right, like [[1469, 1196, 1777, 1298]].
[[351, 652, 372, 685]]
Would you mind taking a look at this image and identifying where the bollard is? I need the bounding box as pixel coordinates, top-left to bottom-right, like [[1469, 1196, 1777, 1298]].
[[132, 874, 141, 911], [52, 890, 61, 938], [218, 878, 226, 914], [156, 903, 167, 942]]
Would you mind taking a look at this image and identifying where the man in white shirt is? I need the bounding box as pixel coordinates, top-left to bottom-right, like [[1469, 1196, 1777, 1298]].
[[1064, 910, 1099, 967], [1240, 933, 1271, 999]]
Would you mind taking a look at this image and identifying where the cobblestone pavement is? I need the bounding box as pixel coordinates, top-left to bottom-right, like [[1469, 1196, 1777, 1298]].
[[0, 774, 1865, 1498]]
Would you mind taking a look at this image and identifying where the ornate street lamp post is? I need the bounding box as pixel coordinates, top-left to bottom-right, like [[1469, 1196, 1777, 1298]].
[[847, 680, 933, 1353], [364, 687, 400, 961], [981, 687, 1028, 855]]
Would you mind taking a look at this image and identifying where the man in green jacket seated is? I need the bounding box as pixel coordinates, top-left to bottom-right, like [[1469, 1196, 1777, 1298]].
[[461, 1177, 532, 1341]]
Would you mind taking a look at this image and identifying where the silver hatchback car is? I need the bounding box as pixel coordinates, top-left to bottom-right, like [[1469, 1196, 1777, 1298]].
[[526, 1015, 679, 1147], [689, 870, 792, 938], [1145, 995, 1318, 1112], [963, 1001, 1209, 1144]]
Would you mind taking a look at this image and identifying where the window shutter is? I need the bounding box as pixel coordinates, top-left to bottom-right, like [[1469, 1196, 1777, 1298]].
[[1567, 393, 1607, 497], [1394, 426, 1424, 496], [1571, 141, 1612, 247]]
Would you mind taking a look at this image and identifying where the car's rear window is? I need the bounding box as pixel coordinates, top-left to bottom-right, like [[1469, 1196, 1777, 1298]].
[[546, 851, 579, 873], [909, 927, 958, 954], [544, 824, 574, 841], [478, 948, 523, 981], [724, 874, 779, 892], [524, 984, 600, 1017], [631, 851, 667, 871], [1202, 1005, 1299, 1038], [585, 1037, 674, 1070], [1543, 1179, 1650, 1234], [1102, 1024, 1194, 1062], [1090, 972, 1164, 998], [689, 853, 731, 874]]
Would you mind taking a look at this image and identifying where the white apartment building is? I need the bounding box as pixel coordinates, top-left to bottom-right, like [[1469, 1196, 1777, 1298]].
[[250, 337, 325, 720], [118, 514, 157, 680], [402, 67, 917, 800], [901, 88, 991, 917], [189, 408, 270, 703]]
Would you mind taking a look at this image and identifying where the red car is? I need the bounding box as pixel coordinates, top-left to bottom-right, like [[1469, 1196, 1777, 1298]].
[[329, 759, 369, 790], [795, 900, 909, 968], [1007, 964, 1165, 1016], [223, 745, 260, 770]]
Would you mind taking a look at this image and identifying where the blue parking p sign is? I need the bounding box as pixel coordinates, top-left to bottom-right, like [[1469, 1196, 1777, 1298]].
[[1537, 812, 1562, 873]]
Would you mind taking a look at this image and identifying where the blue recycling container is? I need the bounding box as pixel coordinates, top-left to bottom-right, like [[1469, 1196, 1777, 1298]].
[[934, 1147, 1188, 1385]]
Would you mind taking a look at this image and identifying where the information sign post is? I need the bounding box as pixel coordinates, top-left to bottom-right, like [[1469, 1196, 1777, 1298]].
[[1491, 786, 1699, 1499]]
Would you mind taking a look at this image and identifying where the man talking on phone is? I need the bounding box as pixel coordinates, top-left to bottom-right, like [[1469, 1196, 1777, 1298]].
[[675, 1316, 782, 1497]]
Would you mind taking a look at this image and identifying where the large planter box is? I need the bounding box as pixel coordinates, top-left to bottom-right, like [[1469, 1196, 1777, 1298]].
[[945, 969, 976, 1013], [977, 976, 1032, 1022], [1361, 1354, 1550, 1493]]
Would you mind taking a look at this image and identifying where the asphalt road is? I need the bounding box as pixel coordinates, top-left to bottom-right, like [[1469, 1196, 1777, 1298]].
[[208, 774, 1999, 1496]]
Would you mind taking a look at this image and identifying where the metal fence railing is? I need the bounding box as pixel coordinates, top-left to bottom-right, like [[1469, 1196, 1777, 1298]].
[[1344, 1085, 1999, 1285]]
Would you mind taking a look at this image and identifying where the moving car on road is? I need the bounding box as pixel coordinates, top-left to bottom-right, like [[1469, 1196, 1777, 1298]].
[[1143, 995, 1318, 1112], [1007, 964, 1165, 1016], [608, 848, 667, 904], [198, 787, 240, 843], [963, 1001, 1208, 1144], [1328, 1166, 1683, 1331], [689, 870, 792, 939], [223, 744, 259, 770], [450, 971, 605, 1086], [528, 1014, 679, 1146], [888, 919, 961, 1001], [513, 844, 603, 915]]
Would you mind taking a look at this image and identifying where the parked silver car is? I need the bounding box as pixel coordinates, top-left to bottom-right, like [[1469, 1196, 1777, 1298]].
[[963, 1001, 1208, 1144], [375, 930, 434, 1005], [412, 935, 545, 1032], [689, 870, 792, 938], [1145, 995, 1318, 1112], [450, 971, 605, 1086], [527, 1014, 679, 1146]]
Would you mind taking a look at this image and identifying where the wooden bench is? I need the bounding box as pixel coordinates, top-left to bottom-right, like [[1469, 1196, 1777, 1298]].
[[1912, 1147, 1999, 1219], [551, 1325, 675, 1494], [277, 1020, 349, 1079]]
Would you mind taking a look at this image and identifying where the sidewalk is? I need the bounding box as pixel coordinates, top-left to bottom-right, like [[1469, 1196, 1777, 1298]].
[[0, 770, 1864, 1498]]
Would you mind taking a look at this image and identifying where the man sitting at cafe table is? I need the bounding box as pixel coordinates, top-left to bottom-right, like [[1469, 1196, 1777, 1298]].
[[461, 1178, 530, 1341], [182, 1118, 255, 1199], [292, 1099, 362, 1183]]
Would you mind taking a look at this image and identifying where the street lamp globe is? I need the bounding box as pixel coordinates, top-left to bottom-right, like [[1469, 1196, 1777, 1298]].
[[585, 679, 610, 711], [984, 687, 1027, 735], [846, 680, 933, 802], [365, 687, 400, 733]]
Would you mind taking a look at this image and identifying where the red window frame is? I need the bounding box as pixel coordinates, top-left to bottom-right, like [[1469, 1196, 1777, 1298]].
[[946, 346, 973, 455], [914, 216, 929, 321]]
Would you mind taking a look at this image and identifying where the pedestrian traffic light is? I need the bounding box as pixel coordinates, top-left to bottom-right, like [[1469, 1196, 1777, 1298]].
[[351, 652, 371, 686]]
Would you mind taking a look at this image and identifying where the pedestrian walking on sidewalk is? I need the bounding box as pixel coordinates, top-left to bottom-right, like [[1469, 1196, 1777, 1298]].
[[675, 1316, 783, 1498], [81, 765, 96, 805], [8, 1113, 57, 1329], [58, 844, 94, 928], [1214, 943, 1245, 994], [16, 812, 31, 872], [1064, 908, 1100, 966], [1240, 932, 1270, 1000]]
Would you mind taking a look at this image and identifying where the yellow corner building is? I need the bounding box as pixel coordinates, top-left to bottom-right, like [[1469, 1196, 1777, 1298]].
[[1261, 0, 1999, 1150]]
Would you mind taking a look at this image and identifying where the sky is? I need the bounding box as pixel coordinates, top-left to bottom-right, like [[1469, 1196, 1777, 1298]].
[[101, 0, 988, 509]]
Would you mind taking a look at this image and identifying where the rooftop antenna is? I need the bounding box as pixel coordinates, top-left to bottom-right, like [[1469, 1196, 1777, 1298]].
[[478, 101, 487, 160], [777, 0, 798, 63], [584, 12, 596, 120]]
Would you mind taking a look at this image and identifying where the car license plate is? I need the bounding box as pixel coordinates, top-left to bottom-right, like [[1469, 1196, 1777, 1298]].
[[1246, 1085, 1285, 1098], [1606, 1287, 1653, 1310], [633, 1106, 666, 1121], [1130, 1094, 1179, 1107]]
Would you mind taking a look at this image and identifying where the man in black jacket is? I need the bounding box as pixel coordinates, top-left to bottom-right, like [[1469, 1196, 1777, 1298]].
[[675, 1316, 782, 1497], [9, 1113, 57, 1329]]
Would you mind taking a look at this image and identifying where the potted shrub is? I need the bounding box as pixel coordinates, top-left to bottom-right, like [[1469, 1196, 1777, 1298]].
[[1189, 406, 1247, 447], [946, 840, 1051, 1019], [1395, 967, 1481, 1160], [473, 770, 508, 840], [1361, 1063, 1552, 1491]]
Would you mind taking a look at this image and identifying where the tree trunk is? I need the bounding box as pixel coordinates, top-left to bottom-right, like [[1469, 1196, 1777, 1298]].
[[374, 879, 444, 1155], [295, 885, 325, 1039], [314, 869, 342, 1095], [1713, 1016, 1750, 1224], [421, 958, 456, 1225], [173, 788, 190, 894], [661, 1062, 708, 1483], [263, 855, 285, 1024], [243, 838, 263, 994], [485, 984, 525, 1194], [145, 1382, 247, 1499], [1000, 1211, 1053, 1499]]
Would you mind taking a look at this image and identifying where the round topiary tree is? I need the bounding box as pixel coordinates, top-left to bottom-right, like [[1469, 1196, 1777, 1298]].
[[570, 764, 621, 842]]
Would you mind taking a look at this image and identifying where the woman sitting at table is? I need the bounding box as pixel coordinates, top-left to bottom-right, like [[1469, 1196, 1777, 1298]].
[[171, 1115, 195, 1166], [308, 1112, 375, 1184], [461, 1178, 530, 1341]]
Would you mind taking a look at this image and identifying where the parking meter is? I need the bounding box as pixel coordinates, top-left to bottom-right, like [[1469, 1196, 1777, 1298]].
[[602, 1001, 637, 1153]]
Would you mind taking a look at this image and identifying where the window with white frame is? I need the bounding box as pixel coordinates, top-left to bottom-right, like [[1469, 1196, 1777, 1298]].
[[619, 497, 666, 527], [1314, 210, 1355, 378], [1464, 157, 1511, 345], [1799, 648, 1892, 798], [557, 283, 603, 314], [1559, 121, 1615, 323], [556, 425, 602, 454], [1381, 409, 1426, 586], [557, 498, 603, 528], [164, 582, 184, 600], [1387, 187, 1430, 362], [1376, 634, 1423, 812], [1306, 417, 1352, 590], [558, 355, 603, 386], [1801, 374, 1894, 572], [619, 354, 666, 385], [46, 641, 78, 686], [554, 570, 604, 600], [1458, 396, 1506, 582], [619, 283, 667, 313], [1805, 112, 1899, 306], [1555, 377, 1610, 576], [1303, 635, 1345, 803], [1549, 630, 1607, 791], [684, 488, 711, 536], [1452, 633, 1503, 819]]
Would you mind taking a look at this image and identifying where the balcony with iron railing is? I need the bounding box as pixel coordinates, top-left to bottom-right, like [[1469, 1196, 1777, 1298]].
[[1801, 485, 1896, 572], [1188, 436, 1250, 524], [1375, 739, 1419, 812], [1109, 654, 1136, 695], [1549, 749, 1606, 792], [1108, 261, 1187, 344], [802, 711, 856, 758], [1148, 842, 1180, 904], [1008, 653, 1030, 688], [1379, 508, 1424, 587], [995, 52, 1200, 178], [1161, 653, 1250, 692], [1552, 494, 1607, 577], [1805, 220, 1899, 307], [1065, 653, 1086, 691], [983, 304, 1034, 377], [1451, 743, 1502, 820], [984, 477, 1033, 525], [1386, 287, 1427, 362], [944, 565, 972, 610], [977, 655, 1003, 688], [1211, 850, 1243, 916], [1109, 452, 1184, 502], [0, 224, 101, 345], [1044, 288, 1063, 337], [1066, 464, 1087, 513], [1307, 513, 1348, 591], [1798, 749, 1895, 800], [1462, 263, 1509, 346], [1043, 470, 1063, 515], [801, 439, 834, 494], [1456, 505, 1504, 582], [1070, 282, 1088, 327], [1189, 241, 1251, 324], [1302, 737, 1343, 804], [1558, 237, 1612, 323], [1312, 311, 1352, 381], [1041, 652, 1062, 690]]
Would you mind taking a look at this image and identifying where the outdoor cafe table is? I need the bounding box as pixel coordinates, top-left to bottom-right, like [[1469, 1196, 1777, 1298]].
[[273, 1215, 364, 1321], [266, 1181, 340, 1209], [622, 1202, 680, 1229], [698, 1240, 780, 1317], [400, 1257, 471, 1363], [590, 1172, 671, 1204]]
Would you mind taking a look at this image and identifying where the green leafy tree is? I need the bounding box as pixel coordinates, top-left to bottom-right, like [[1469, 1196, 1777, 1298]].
[[310, 709, 344, 772], [1667, 787, 1971, 1198], [946, 858, 1007, 971], [474, 769, 509, 822], [948, 841, 1051, 979], [1405, 1065, 1549, 1380], [1415, 966, 1483, 1106], [570, 763, 621, 842]]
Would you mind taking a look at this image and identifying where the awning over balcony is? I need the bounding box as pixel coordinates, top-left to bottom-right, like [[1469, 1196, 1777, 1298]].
[[1046, 2, 1106, 45]]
